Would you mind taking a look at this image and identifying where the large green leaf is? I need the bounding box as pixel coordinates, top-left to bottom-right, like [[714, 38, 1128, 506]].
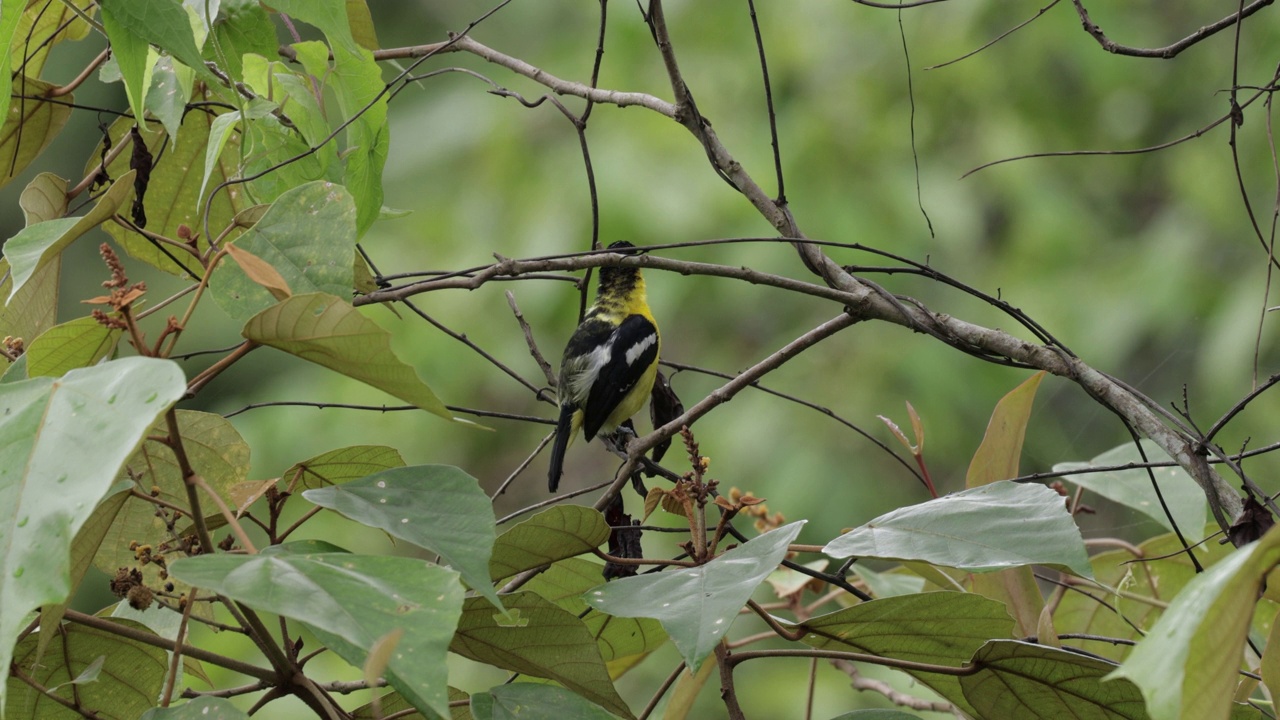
[[521, 557, 668, 665], [584, 521, 805, 672], [271, 0, 387, 235], [451, 592, 633, 719], [1111, 525, 1280, 720], [6, 618, 168, 720], [3, 170, 133, 301], [470, 684, 618, 720], [242, 293, 453, 420], [210, 181, 357, 322], [490, 506, 610, 581], [303, 465, 502, 609], [799, 591, 1014, 718], [95, 410, 249, 586], [823, 480, 1092, 578], [24, 316, 120, 378], [282, 444, 406, 490], [1054, 440, 1207, 537], [962, 641, 1148, 719], [98, 2, 155, 122], [169, 550, 464, 720], [140, 697, 249, 720], [0, 357, 185, 713]]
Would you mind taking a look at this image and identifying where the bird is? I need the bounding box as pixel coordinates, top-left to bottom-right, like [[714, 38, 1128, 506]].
[[548, 241, 661, 492]]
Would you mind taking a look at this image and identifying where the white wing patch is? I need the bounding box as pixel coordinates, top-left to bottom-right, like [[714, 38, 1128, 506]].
[[566, 340, 613, 400], [624, 333, 658, 366]]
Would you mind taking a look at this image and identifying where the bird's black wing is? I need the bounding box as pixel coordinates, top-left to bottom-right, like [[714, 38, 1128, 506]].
[[581, 313, 659, 440]]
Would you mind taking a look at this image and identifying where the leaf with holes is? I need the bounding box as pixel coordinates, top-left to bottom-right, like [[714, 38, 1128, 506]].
[[169, 550, 464, 720], [584, 521, 804, 673], [211, 182, 356, 321], [140, 697, 250, 719], [304, 465, 502, 609], [0, 357, 184, 713]]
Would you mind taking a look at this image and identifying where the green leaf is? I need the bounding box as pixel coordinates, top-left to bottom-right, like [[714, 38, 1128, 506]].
[[3, 170, 134, 301], [210, 181, 357, 322], [966, 371, 1044, 487], [242, 293, 454, 421], [0, 258, 57, 360], [272, 0, 387, 234], [7, 619, 168, 720], [141, 697, 249, 719], [473, 684, 618, 720], [823, 480, 1093, 578], [346, 0, 379, 50], [37, 487, 130, 664], [962, 641, 1149, 720], [282, 444, 406, 490], [99, 3, 154, 122], [824, 707, 926, 712], [25, 316, 120, 377], [352, 687, 473, 720], [800, 591, 1015, 719], [451, 592, 633, 719], [303, 465, 503, 610], [490, 506, 611, 581], [1054, 440, 1207, 537], [95, 410, 249, 587], [849, 564, 925, 599], [1053, 527, 1231, 662], [0, 356, 184, 712], [207, 0, 277, 80], [98, 0, 217, 87], [1111, 526, 1280, 720], [584, 521, 805, 672], [0, 0, 30, 125], [145, 57, 187, 141], [0, 77, 72, 193], [169, 551, 464, 720], [10, 0, 95, 79], [521, 557, 668, 665], [19, 172, 69, 224], [94, 112, 248, 276]]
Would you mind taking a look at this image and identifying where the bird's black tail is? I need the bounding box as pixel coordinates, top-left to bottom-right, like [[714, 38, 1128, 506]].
[[548, 405, 576, 492]]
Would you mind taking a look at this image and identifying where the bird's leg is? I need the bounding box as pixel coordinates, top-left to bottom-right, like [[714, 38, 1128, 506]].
[[604, 421, 648, 495]]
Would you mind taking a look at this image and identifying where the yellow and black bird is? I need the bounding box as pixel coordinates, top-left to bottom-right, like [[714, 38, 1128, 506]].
[[548, 241, 661, 492]]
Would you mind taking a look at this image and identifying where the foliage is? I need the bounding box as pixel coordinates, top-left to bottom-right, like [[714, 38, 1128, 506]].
[[0, 1, 1279, 719]]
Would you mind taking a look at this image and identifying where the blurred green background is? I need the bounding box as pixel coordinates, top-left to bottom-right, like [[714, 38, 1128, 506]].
[[12, 1, 1280, 717]]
